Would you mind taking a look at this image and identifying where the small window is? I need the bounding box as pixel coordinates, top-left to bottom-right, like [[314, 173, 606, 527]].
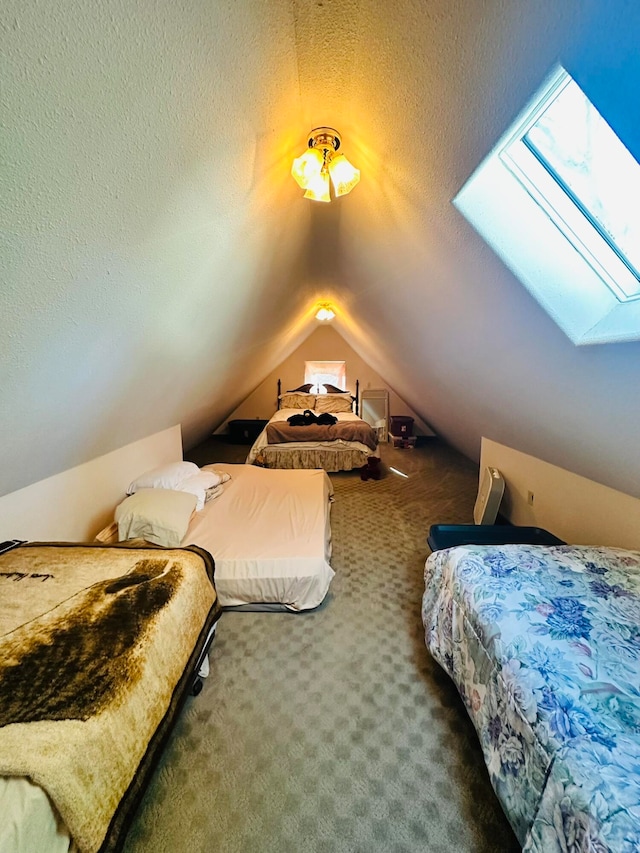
[[304, 361, 346, 393]]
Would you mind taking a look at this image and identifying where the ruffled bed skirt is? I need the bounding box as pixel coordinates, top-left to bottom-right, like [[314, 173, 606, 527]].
[[255, 446, 369, 472]]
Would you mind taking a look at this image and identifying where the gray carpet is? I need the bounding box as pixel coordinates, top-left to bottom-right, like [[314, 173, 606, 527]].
[[123, 439, 520, 852]]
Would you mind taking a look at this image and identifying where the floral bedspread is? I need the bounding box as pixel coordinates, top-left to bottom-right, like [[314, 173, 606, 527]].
[[422, 544, 640, 852]]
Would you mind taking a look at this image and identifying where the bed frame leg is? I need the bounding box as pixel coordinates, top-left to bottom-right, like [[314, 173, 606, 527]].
[[190, 623, 217, 697]]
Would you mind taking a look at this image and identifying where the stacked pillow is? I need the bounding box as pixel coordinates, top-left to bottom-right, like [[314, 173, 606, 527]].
[[115, 489, 197, 548], [125, 460, 199, 492], [279, 387, 354, 413], [279, 392, 316, 409], [115, 461, 231, 547], [127, 461, 230, 510], [314, 394, 353, 414]]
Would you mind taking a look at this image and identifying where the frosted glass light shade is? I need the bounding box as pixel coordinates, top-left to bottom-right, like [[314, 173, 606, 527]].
[[315, 305, 335, 321], [291, 148, 324, 189], [303, 170, 331, 202], [293, 128, 360, 201], [328, 154, 360, 197]]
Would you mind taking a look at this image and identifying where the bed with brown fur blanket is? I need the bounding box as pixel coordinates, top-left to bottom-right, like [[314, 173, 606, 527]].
[[0, 541, 221, 853]]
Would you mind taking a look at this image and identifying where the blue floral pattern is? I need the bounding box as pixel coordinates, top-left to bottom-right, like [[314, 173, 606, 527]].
[[422, 544, 640, 852]]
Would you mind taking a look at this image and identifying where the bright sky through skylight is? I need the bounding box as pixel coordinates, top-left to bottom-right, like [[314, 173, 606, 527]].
[[524, 78, 640, 289], [454, 65, 640, 344]]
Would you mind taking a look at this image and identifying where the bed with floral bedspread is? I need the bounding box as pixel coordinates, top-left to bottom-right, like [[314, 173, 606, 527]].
[[422, 543, 640, 852]]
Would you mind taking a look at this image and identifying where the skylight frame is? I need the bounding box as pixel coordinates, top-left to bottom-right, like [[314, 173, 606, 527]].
[[498, 67, 640, 304], [453, 64, 640, 345]]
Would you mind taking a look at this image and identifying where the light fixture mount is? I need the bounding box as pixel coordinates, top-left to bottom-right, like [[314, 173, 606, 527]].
[[308, 127, 341, 153]]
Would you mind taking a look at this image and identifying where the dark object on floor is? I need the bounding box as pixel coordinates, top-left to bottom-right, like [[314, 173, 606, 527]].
[[389, 435, 417, 449], [427, 524, 566, 552], [227, 419, 268, 444], [389, 415, 414, 437], [360, 456, 381, 481]]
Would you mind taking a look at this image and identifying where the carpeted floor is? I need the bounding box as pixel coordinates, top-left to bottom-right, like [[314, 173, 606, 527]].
[[122, 439, 520, 852]]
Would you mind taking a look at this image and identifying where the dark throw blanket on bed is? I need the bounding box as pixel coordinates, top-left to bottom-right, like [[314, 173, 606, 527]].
[[287, 410, 337, 427], [267, 419, 378, 451]]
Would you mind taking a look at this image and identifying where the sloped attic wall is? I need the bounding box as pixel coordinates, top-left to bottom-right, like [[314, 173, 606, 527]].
[[3, 0, 640, 504], [1, 0, 328, 496], [325, 1, 640, 499], [224, 324, 433, 436]]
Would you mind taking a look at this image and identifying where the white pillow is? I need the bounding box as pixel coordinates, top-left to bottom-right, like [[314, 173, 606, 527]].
[[314, 394, 353, 414], [176, 470, 230, 511], [127, 461, 199, 495], [115, 489, 197, 547]]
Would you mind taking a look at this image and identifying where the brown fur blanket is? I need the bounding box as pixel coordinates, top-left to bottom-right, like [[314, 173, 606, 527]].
[[0, 541, 220, 853], [266, 418, 378, 451]]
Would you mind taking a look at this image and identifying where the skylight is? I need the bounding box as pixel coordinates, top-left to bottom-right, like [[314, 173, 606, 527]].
[[454, 66, 640, 344]]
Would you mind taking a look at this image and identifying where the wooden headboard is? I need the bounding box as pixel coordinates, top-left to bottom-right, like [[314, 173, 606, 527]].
[[277, 379, 360, 416]]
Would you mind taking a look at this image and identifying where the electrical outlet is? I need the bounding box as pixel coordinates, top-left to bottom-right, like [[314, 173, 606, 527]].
[[527, 490, 535, 506]]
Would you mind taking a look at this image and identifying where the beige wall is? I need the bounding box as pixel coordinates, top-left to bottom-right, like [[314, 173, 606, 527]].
[[481, 438, 640, 550], [0, 426, 183, 542], [222, 325, 435, 436]]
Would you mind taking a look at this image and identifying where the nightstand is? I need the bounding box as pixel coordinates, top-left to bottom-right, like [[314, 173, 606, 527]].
[[227, 419, 268, 444]]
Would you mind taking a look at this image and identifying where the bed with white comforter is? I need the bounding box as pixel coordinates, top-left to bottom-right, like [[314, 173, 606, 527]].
[[186, 463, 334, 610]]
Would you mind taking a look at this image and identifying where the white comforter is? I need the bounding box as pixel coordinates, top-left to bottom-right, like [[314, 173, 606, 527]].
[[185, 463, 334, 610]]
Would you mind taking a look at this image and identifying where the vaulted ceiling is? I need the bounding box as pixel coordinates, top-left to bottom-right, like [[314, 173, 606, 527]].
[[3, 0, 640, 499]]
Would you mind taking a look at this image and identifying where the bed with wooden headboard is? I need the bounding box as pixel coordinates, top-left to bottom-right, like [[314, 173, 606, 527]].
[[246, 379, 377, 472]]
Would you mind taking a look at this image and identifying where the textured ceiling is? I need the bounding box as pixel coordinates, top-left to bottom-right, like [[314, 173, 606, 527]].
[[2, 0, 640, 498]]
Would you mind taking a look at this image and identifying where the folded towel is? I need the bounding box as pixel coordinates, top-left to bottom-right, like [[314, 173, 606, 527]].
[[205, 484, 225, 502]]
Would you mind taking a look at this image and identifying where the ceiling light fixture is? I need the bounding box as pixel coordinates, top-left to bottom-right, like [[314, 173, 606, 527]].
[[292, 127, 360, 202], [315, 303, 336, 322]]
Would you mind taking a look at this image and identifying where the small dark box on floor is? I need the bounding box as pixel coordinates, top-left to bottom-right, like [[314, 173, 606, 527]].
[[227, 419, 268, 444], [389, 415, 414, 437], [427, 524, 566, 552]]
